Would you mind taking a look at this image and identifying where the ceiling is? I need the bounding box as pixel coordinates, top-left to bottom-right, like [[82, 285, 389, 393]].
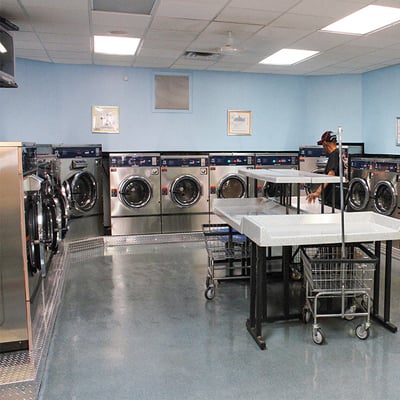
[[3, 0, 400, 75]]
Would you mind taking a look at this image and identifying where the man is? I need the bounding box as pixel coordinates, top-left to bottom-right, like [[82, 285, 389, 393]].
[[306, 130, 341, 207]]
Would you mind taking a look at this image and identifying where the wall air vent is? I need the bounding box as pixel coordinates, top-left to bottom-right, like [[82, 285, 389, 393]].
[[183, 51, 221, 61]]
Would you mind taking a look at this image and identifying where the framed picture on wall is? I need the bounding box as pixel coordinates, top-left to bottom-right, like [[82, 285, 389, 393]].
[[227, 110, 252, 136], [92, 106, 120, 133]]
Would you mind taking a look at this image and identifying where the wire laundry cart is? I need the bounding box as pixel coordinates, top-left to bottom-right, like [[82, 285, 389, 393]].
[[301, 243, 378, 344], [202, 224, 251, 300]]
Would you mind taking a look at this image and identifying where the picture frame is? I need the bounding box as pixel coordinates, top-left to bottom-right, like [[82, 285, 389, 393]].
[[92, 106, 120, 133], [396, 117, 400, 146], [227, 110, 252, 136]]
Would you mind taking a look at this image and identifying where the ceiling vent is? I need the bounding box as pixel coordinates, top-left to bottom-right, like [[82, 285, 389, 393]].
[[183, 51, 221, 61]]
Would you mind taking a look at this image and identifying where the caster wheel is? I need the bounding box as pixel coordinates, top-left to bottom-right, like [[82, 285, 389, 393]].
[[302, 308, 311, 324], [204, 286, 215, 300], [312, 328, 325, 345], [290, 270, 302, 281], [344, 305, 357, 321], [355, 324, 370, 340]]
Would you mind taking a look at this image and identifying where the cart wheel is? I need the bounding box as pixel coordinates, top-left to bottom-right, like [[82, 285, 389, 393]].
[[204, 286, 215, 300], [290, 270, 302, 281], [344, 305, 357, 321], [312, 328, 325, 345], [302, 308, 311, 324], [355, 324, 370, 340]]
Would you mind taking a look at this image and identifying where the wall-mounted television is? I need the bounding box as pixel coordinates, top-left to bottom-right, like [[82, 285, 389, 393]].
[[0, 28, 17, 88]]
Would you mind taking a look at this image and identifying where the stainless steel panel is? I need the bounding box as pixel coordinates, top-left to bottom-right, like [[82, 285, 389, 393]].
[[111, 216, 162, 235], [161, 213, 209, 233], [0, 146, 29, 351], [161, 173, 208, 214]]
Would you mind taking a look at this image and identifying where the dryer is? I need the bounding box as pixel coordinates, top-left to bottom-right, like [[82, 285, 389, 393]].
[[53, 145, 103, 240], [347, 157, 375, 212], [160, 154, 209, 233], [109, 153, 161, 235], [372, 158, 400, 218], [209, 152, 254, 224], [254, 152, 298, 199]]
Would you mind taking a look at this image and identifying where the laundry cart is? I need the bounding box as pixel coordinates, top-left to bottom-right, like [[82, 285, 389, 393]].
[[301, 243, 377, 344], [202, 224, 251, 300]]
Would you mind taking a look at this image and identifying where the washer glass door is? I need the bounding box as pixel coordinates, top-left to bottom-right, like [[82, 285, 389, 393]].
[[348, 178, 370, 211], [65, 171, 97, 212], [218, 174, 246, 198], [373, 181, 396, 216], [171, 175, 200, 207], [120, 176, 152, 208]]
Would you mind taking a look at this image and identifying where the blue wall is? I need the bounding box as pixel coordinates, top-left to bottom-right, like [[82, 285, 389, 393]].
[[362, 64, 400, 155], [0, 58, 366, 152]]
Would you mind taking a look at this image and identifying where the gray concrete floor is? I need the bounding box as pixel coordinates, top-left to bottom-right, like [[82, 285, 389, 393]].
[[39, 241, 400, 400]]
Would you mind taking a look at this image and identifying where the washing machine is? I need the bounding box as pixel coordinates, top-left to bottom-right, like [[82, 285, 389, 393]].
[[254, 152, 298, 199], [298, 145, 328, 195], [0, 142, 44, 352], [53, 144, 103, 240], [372, 158, 400, 218], [209, 152, 254, 224], [347, 157, 375, 212], [160, 154, 209, 233], [109, 153, 161, 235]]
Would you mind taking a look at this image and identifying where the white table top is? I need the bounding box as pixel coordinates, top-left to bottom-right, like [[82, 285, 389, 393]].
[[238, 168, 342, 184], [242, 212, 400, 247], [212, 197, 296, 232]]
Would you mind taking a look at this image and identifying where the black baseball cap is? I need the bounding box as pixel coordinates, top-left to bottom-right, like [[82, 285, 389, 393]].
[[317, 131, 336, 145]]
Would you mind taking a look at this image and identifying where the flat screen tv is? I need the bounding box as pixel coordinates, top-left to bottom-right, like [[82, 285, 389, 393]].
[[0, 28, 17, 88]]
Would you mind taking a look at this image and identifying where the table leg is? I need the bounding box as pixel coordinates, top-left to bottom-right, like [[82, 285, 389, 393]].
[[246, 244, 266, 350], [372, 240, 397, 333]]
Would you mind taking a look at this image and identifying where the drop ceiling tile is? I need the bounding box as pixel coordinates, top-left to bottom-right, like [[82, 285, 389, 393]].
[[133, 56, 175, 68], [150, 17, 209, 32], [145, 29, 198, 42], [138, 47, 182, 58], [228, 0, 300, 12], [215, 6, 280, 25], [292, 31, 355, 51], [155, 0, 228, 20], [47, 50, 92, 60], [50, 58, 92, 65], [289, 0, 366, 18], [20, 0, 87, 11], [93, 0, 156, 15], [270, 12, 333, 30], [15, 48, 50, 60]]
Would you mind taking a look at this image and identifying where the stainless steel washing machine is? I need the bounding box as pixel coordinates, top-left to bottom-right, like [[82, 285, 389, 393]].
[[347, 157, 375, 212], [160, 154, 209, 233], [209, 152, 254, 224], [109, 153, 161, 235], [53, 145, 103, 240], [372, 158, 400, 218], [0, 142, 44, 352], [298, 145, 328, 195], [254, 152, 298, 199]]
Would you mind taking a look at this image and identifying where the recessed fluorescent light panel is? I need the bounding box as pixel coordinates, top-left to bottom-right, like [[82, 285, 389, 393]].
[[259, 49, 319, 65], [321, 5, 400, 35], [94, 35, 140, 56]]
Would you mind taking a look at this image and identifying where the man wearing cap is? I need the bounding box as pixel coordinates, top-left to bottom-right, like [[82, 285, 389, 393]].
[[306, 130, 341, 207]]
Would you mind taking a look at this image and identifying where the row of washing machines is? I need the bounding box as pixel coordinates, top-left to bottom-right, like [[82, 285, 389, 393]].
[[0, 142, 103, 352], [108, 151, 300, 236], [348, 155, 400, 218]]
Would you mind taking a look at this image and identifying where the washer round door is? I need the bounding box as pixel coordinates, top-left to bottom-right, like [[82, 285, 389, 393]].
[[25, 193, 43, 275], [64, 171, 97, 213], [218, 174, 246, 198], [348, 177, 370, 211], [119, 176, 152, 209], [170, 175, 201, 207], [373, 181, 397, 216], [263, 182, 283, 199]]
